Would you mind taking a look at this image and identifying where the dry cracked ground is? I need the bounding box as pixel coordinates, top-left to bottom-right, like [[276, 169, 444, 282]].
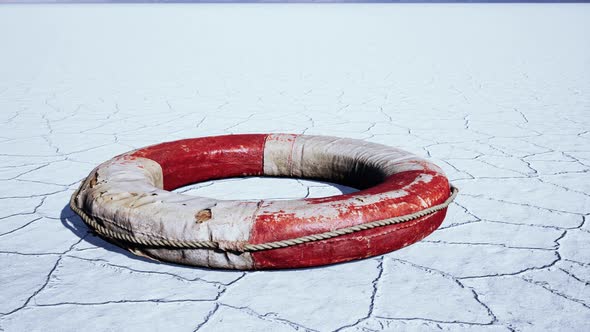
[[1, 4, 589, 332]]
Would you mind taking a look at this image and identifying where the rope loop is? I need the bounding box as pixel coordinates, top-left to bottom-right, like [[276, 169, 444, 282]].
[[70, 184, 458, 253]]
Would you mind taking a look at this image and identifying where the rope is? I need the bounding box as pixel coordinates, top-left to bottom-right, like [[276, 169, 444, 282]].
[[70, 184, 459, 253]]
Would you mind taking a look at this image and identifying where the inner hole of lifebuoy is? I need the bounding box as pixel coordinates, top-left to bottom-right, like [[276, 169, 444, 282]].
[[173, 177, 358, 201]]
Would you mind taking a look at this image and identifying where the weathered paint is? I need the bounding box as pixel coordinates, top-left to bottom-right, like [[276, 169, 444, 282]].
[[250, 171, 449, 244], [76, 156, 258, 269], [251, 210, 447, 269], [75, 133, 452, 269], [129, 134, 268, 190]]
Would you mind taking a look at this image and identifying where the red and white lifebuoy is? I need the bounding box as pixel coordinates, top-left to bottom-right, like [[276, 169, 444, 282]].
[[71, 134, 456, 270]]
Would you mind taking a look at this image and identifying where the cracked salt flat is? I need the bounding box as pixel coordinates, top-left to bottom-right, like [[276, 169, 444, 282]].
[[0, 3, 589, 332]]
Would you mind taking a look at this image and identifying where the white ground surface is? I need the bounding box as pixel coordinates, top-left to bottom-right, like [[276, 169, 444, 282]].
[[1, 4, 589, 332]]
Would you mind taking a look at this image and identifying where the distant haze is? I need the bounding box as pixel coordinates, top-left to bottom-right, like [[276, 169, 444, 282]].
[[2, 0, 587, 3]]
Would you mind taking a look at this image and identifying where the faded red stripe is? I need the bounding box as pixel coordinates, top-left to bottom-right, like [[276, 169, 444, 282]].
[[251, 209, 447, 269], [250, 171, 449, 243], [249, 169, 450, 268], [129, 134, 268, 190]]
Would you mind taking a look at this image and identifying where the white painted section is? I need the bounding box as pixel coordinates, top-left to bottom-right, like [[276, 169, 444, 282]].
[[75, 157, 256, 269]]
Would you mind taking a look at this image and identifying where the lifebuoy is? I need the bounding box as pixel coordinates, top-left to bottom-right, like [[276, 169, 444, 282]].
[[71, 134, 457, 270]]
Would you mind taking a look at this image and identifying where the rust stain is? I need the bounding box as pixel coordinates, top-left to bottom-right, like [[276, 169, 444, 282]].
[[88, 171, 99, 188], [195, 209, 212, 223]]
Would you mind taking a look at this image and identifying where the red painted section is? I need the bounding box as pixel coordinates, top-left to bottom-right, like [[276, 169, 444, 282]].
[[129, 134, 268, 190], [251, 170, 449, 242], [250, 169, 451, 269], [252, 209, 447, 269]]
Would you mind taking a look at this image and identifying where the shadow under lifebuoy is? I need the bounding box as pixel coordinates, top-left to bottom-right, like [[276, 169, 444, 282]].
[[60, 203, 162, 264], [59, 180, 361, 272]]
